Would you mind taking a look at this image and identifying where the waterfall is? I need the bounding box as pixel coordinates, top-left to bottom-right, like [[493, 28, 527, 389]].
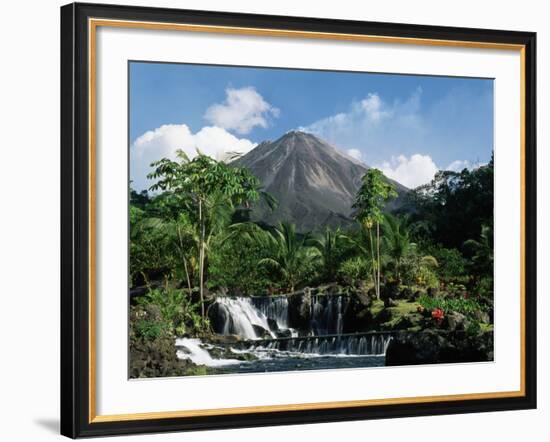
[[175, 338, 240, 367], [252, 296, 289, 330], [210, 294, 350, 339], [213, 297, 283, 340], [179, 294, 392, 372], [249, 334, 392, 356], [309, 295, 348, 335]]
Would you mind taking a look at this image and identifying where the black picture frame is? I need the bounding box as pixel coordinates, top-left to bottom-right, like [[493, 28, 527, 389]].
[[61, 2, 537, 438]]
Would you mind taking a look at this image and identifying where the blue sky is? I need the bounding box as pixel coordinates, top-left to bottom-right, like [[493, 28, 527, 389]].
[[130, 61, 493, 191]]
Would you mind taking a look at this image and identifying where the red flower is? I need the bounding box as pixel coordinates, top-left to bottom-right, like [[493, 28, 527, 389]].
[[431, 308, 444, 325]]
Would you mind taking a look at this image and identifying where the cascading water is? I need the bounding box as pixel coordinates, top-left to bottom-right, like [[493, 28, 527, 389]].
[[309, 295, 348, 335], [210, 295, 349, 339], [178, 293, 391, 372], [249, 333, 392, 356], [175, 338, 240, 367]]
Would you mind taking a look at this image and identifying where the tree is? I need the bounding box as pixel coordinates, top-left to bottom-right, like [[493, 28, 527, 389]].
[[352, 169, 397, 298], [463, 224, 493, 278], [382, 214, 413, 281], [141, 213, 198, 295], [309, 227, 347, 282], [240, 222, 319, 293], [148, 151, 261, 317], [410, 155, 493, 249]]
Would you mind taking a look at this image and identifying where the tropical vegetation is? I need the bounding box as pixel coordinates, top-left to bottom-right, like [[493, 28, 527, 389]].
[[130, 149, 494, 376]]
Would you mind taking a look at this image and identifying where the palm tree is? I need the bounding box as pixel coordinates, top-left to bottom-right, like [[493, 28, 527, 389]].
[[382, 214, 414, 281], [308, 227, 347, 282], [242, 222, 319, 293], [352, 169, 397, 298], [343, 223, 378, 291], [463, 224, 493, 277], [139, 213, 198, 294], [148, 151, 262, 317]]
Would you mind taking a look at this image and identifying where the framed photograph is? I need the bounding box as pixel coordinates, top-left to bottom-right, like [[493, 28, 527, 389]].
[[60, 2, 536, 438]]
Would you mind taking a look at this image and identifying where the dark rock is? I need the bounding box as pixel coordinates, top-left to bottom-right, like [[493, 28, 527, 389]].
[[207, 301, 231, 335], [381, 281, 400, 302], [392, 315, 414, 330], [267, 318, 279, 331], [386, 330, 494, 366], [342, 293, 373, 333], [252, 324, 272, 339], [444, 312, 468, 331], [401, 287, 413, 301], [144, 304, 162, 322], [275, 329, 293, 338], [288, 291, 312, 329]]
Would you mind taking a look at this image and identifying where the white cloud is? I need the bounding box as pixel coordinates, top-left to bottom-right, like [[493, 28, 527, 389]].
[[359, 93, 391, 122], [300, 88, 423, 155], [204, 87, 279, 134], [131, 124, 256, 191], [446, 159, 486, 172], [376, 154, 438, 189], [346, 148, 363, 161]]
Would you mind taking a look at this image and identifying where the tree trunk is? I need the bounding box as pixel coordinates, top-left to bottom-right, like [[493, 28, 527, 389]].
[[198, 199, 205, 318], [376, 222, 381, 299], [368, 228, 378, 299], [177, 226, 193, 295]]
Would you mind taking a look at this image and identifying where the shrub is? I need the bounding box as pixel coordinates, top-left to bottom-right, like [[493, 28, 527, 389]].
[[337, 257, 371, 286], [418, 294, 486, 321], [135, 287, 209, 337]]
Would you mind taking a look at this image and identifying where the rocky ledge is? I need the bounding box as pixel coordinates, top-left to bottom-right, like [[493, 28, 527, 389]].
[[385, 329, 494, 366]]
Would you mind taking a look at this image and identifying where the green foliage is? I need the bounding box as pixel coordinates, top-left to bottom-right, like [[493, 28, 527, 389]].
[[135, 287, 209, 337], [409, 265, 439, 288], [352, 168, 398, 299], [337, 256, 371, 286], [463, 225, 494, 278], [381, 214, 414, 280], [235, 222, 320, 292], [208, 235, 275, 295], [130, 204, 175, 287], [147, 151, 266, 316], [353, 168, 398, 225], [308, 227, 348, 282], [473, 276, 494, 305], [418, 294, 484, 318], [133, 319, 169, 340], [409, 156, 493, 250], [422, 244, 468, 280]]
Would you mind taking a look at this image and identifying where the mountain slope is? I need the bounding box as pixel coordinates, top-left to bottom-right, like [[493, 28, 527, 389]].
[[234, 131, 409, 232]]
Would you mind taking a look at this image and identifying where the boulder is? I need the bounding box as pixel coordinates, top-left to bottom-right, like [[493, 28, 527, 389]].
[[252, 324, 272, 339], [267, 318, 279, 331], [288, 291, 312, 330], [385, 330, 494, 366], [207, 301, 231, 335], [473, 310, 491, 324], [381, 281, 400, 302], [444, 312, 469, 331], [275, 329, 293, 338], [342, 294, 373, 333]]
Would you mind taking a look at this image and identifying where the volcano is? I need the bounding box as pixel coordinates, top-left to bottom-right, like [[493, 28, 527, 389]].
[[233, 131, 409, 232]]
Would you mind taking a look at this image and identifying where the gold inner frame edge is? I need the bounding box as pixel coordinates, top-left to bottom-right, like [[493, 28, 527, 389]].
[[87, 18, 527, 424]]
